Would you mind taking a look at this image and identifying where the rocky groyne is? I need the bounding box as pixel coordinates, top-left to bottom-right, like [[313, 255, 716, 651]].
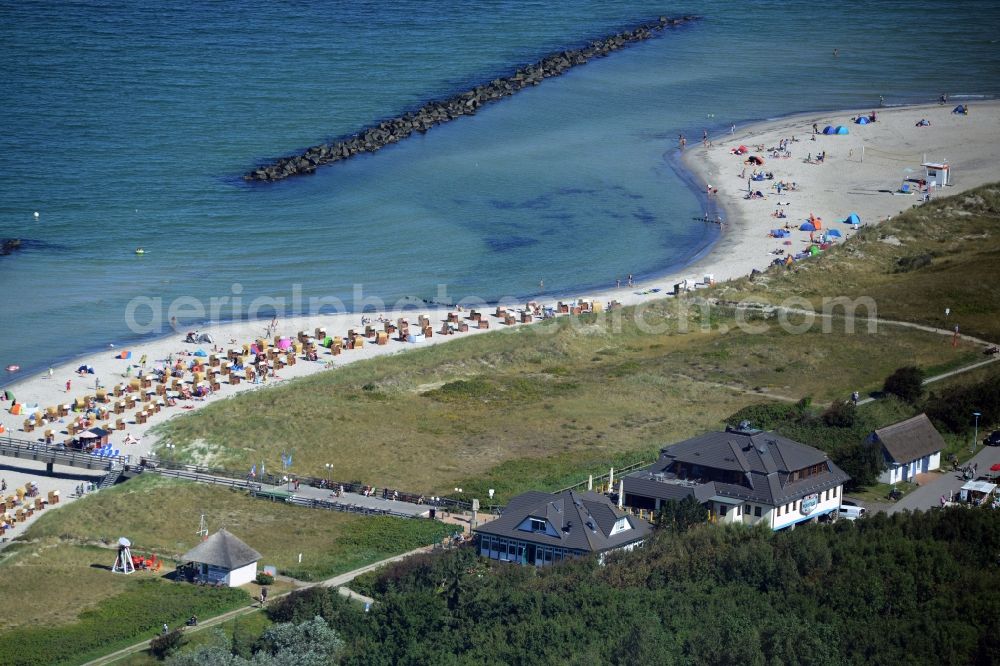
[[244, 15, 698, 182]]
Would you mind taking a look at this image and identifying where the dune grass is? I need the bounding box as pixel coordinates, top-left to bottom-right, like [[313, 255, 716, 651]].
[[21, 475, 451, 582], [0, 473, 450, 650], [155, 305, 979, 502]]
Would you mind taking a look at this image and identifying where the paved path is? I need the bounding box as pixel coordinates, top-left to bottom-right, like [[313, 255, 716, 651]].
[[887, 444, 1000, 514], [83, 544, 437, 665]]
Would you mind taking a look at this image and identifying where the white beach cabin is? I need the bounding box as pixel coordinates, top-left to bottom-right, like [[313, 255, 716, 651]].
[[871, 414, 944, 485], [181, 528, 261, 587], [922, 162, 951, 187]]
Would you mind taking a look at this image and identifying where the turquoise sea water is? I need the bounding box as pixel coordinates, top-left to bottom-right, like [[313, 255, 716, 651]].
[[1, 0, 999, 378]]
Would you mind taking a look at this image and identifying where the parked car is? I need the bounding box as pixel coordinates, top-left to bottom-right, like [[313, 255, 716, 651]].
[[984, 430, 1000, 447], [838, 505, 866, 521]]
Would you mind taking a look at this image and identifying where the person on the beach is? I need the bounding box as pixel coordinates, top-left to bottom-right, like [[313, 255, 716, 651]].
[[833, 48, 838, 57], [730, 124, 735, 134], [616, 278, 621, 289], [812, 123, 818, 134], [627, 274, 633, 287], [65, 379, 71, 392]]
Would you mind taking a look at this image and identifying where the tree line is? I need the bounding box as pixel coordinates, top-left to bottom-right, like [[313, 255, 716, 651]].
[[170, 507, 1000, 665]]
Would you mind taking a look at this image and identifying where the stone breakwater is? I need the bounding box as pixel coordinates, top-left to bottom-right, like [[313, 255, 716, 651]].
[[244, 15, 698, 182]]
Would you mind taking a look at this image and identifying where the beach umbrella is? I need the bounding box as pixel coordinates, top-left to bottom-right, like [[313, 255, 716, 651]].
[[799, 222, 816, 231], [827, 229, 843, 238]]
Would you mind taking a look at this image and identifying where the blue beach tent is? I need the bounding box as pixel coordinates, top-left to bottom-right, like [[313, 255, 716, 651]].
[[799, 222, 817, 231], [843, 212, 861, 225], [952, 104, 967, 114], [827, 229, 843, 238], [855, 116, 869, 125], [834, 126, 849, 134], [194, 349, 208, 357], [822, 125, 836, 134]]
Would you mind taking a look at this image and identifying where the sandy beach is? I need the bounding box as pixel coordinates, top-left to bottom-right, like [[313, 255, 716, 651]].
[[2, 99, 998, 540]]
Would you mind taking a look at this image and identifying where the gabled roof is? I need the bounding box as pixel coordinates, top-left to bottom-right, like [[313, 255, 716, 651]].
[[624, 427, 850, 507], [474, 490, 650, 553], [874, 414, 946, 464], [181, 529, 261, 569]]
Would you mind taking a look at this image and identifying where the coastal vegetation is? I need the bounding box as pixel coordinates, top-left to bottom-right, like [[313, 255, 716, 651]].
[[208, 508, 1000, 665], [0, 475, 451, 665]]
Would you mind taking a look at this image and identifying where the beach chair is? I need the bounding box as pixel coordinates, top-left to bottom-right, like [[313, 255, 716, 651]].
[[448, 312, 459, 323], [503, 314, 516, 326], [458, 323, 469, 333], [521, 312, 533, 324], [23, 420, 34, 433], [422, 326, 433, 338], [478, 319, 490, 330], [439, 322, 451, 335], [285, 353, 296, 366], [58, 404, 69, 417], [229, 374, 241, 385], [470, 310, 481, 322], [331, 346, 342, 356], [113, 384, 123, 397], [115, 418, 124, 431], [136, 411, 147, 425]]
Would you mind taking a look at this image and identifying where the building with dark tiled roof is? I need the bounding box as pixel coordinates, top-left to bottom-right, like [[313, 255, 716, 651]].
[[473, 490, 650, 566], [623, 423, 850, 530], [870, 413, 944, 484]]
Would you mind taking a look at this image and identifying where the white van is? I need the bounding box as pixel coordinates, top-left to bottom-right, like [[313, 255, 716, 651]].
[[838, 505, 866, 521]]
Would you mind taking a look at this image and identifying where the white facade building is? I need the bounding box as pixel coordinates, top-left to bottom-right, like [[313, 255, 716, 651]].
[[871, 414, 945, 485], [624, 424, 850, 531], [181, 528, 261, 588]]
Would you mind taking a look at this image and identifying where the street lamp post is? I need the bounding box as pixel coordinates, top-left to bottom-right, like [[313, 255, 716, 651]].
[[325, 463, 333, 484], [972, 412, 981, 454]]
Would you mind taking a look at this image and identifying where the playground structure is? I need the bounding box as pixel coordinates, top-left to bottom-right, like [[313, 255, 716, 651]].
[[111, 536, 162, 574]]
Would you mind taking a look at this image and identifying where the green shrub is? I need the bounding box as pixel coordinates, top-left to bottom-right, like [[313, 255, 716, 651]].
[[150, 627, 184, 659], [0, 581, 248, 666], [257, 572, 275, 586], [883, 366, 926, 404]]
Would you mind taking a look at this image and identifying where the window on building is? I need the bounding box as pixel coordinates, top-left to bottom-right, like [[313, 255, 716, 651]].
[[719, 505, 728, 516], [745, 504, 751, 514], [736, 505, 741, 516], [777, 505, 783, 516], [833, 486, 838, 498], [529, 518, 546, 532], [754, 505, 762, 517], [796, 500, 801, 511]]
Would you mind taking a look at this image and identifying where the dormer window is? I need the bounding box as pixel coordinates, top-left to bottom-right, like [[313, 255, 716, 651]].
[[530, 518, 546, 532]]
